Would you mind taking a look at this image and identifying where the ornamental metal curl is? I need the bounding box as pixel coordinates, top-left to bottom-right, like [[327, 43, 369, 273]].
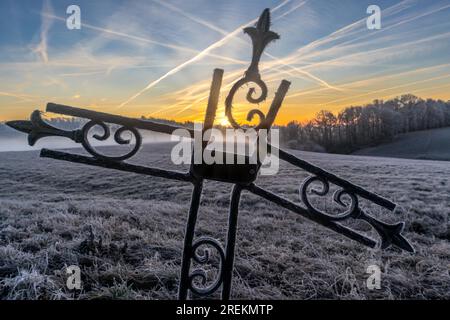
[[5, 8, 414, 301], [298, 174, 413, 252], [80, 121, 142, 161], [188, 237, 226, 296], [300, 175, 359, 221], [225, 8, 281, 131], [9, 109, 142, 161]]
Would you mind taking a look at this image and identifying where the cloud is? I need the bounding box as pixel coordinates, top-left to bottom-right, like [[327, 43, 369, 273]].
[[33, 0, 54, 63], [0, 91, 37, 102]]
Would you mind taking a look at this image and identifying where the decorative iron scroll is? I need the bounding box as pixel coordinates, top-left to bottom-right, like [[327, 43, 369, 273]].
[[6, 9, 414, 300], [225, 8, 287, 131], [188, 236, 225, 296]]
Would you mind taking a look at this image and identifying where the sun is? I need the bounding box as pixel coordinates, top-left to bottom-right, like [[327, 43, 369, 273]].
[[218, 117, 230, 127]]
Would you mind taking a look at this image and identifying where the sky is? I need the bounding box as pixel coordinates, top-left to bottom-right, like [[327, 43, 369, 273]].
[[1, 0, 450, 125]]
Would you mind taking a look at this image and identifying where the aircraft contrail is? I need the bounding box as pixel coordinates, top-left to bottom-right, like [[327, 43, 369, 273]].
[[264, 52, 344, 91], [298, 0, 415, 56], [324, 73, 450, 105], [152, 0, 439, 115], [285, 62, 450, 100], [116, 0, 293, 109], [158, 0, 342, 91], [285, 0, 450, 66], [147, 0, 342, 118], [263, 1, 411, 90], [273, 0, 308, 21], [42, 13, 246, 66], [152, 0, 227, 36]]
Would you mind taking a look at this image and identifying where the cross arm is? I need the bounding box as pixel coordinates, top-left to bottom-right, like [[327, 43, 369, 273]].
[[6, 108, 195, 183], [6, 105, 195, 162], [271, 145, 396, 211], [46, 103, 195, 138], [245, 183, 414, 252], [40, 148, 193, 183], [254, 146, 414, 252], [245, 183, 378, 248]]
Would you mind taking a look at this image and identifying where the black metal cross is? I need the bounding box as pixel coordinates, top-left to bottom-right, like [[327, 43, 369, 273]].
[[7, 9, 413, 300]]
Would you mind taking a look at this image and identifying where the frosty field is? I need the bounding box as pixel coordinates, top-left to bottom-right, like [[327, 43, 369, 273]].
[[0, 143, 449, 300]]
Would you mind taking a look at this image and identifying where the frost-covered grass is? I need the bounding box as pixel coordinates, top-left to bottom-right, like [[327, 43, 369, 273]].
[[0, 143, 449, 299]]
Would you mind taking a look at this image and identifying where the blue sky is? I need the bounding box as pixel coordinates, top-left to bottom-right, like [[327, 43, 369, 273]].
[[1, 0, 450, 124]]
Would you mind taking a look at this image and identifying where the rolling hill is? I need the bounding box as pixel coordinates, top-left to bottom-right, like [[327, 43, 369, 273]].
[[354, 127, 450, 161]]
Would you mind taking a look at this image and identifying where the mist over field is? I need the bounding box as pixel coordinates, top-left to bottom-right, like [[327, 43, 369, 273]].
[[0, 131, 173, 153], [0, 143, 448, 299]]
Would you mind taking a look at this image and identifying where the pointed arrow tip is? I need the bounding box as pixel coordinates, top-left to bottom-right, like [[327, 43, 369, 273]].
[[394, 233, 415, 253], [5, 120, 33, 134]]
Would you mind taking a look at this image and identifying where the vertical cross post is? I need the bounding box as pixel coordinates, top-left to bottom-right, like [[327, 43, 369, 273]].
[[221, 184, 243, 300], [178, 181, 203, 300], [178, 69, 225, 300]]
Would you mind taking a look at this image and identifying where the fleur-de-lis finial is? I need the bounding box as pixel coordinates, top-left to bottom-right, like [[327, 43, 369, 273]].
[[244, 8, 280, 80], [225, 8, 289, 131], [6, 110, 82, 146]]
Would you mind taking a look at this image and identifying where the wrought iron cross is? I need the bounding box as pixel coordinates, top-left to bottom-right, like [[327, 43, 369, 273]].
[[7, 9, 414, 300]]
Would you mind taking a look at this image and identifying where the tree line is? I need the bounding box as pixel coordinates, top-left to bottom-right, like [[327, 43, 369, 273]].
[[1, 94, 449, 154], [279, 94, 450, 153]]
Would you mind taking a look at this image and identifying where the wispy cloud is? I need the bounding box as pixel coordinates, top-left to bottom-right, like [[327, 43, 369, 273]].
[[0, 91, 37, 102], [33, 0, 54, 63]]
